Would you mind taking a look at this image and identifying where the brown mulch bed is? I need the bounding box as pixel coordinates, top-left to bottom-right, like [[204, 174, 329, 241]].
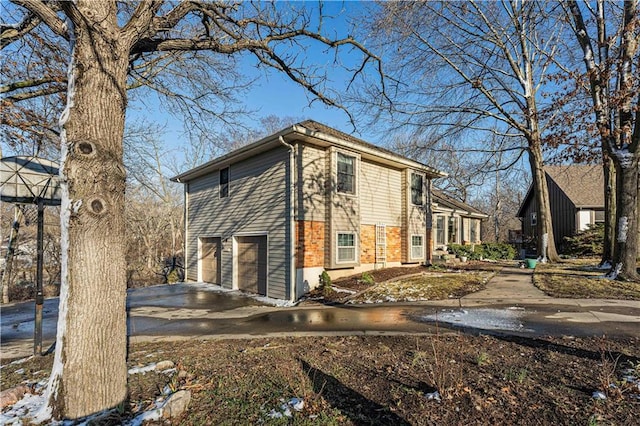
[[3, 335, 638, 424]]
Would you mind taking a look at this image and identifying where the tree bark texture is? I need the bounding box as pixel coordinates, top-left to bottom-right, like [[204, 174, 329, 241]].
[[1, 206, 23, 304], [613, 158, 639, 280], [49, 2, 129, 419], [528, 141, 560, 262], [602, 156, 616, 265]]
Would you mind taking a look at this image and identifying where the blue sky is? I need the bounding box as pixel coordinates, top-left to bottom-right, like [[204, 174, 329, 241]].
[[126, 1, 380, 168]]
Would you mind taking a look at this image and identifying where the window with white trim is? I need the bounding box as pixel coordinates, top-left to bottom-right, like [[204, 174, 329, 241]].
[[436, 216, 446, 245], [337, 152, 355, 194], [469, 219, 478, 242], [337, 232, 356, 262], [411, 235, 424, 259], [219, 167, 229, 198], [411, 173, 423, 205]]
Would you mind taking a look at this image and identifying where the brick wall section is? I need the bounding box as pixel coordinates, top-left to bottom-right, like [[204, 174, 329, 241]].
[[360, 225, 402, 264], [386, 226, 402, 262], [296, 220, 325, 268], [360, 225, 376, 264]]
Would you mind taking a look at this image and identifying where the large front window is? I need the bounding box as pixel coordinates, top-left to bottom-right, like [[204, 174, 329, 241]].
[[337, 232, 356, 262], [411, 173, 423, 205], [337, 153, 355, 194]]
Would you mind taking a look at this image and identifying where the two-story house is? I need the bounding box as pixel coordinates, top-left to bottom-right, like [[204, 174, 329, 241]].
[[172, 121, 448, 301]]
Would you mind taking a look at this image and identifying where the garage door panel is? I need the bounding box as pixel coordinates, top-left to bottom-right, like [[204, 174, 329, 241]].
[[237, 236, 267, 296], [201, 237, 221, 284]]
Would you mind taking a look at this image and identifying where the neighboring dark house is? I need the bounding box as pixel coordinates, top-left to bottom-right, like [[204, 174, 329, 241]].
[[517, 165, 604, 252]]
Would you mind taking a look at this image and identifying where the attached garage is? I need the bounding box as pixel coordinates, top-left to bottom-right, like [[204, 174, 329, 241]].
[[199, 237, 221, 284], [236, 235, 268, 296]]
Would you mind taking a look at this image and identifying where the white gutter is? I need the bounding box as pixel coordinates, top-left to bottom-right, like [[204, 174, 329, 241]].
[[279, 136, 297, 302]]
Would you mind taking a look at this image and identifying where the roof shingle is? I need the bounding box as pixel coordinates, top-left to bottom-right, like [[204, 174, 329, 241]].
[[545, 165, 604, 207]]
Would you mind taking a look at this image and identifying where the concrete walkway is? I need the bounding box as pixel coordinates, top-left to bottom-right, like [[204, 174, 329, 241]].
[[461, 266, 640, 309]]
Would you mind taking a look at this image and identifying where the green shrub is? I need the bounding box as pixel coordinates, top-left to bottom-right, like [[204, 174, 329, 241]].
[[449, 244, 481, 260], [319, 270, 332, 296], [449, 243, 516, 260], [360, 271, 375, 285], [563, 223, 604, 256], [482, 242, 517, 260]]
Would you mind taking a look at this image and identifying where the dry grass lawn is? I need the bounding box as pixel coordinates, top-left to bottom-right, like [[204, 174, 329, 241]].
[[350, 270, 496, 303], [533, 260, 640, 300]]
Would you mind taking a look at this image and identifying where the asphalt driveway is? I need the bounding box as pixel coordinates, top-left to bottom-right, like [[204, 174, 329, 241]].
[[2, 280, 640, 360]]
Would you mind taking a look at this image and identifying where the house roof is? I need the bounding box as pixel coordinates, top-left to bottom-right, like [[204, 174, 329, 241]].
[[171, 120, 447, 182], [516, 164, 604, 217], [546, 165, 604, 208], [432, 189, 488, 218]]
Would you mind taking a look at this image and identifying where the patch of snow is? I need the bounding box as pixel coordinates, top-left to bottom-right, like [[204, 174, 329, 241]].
[[0, 357, 33, 370], [615, 149, 635, 168], [420, 308, 529, 332], [592, 391, 607, 400], [267, 397, 304, 419], [599, 261, 612, 270], [333, 287, 357, 294], [126, 408, 163, 426], [253, 295, 296, 307], [15, 368, 24, 375], [425, 391, 441, 401], [128, 363, 157, 375], [617, 216, 629, 242], [182, 282, 233, 292], [603, 263, 623, 280], [37, 16, 78, 423], [0, 392, 49, 425]]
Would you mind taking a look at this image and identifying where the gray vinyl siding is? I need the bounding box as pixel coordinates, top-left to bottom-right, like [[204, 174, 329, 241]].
[[327, 147, 360, 268], [296, 143, 326, 222], [360, 159, 402, 226], [403, 169, 427, 262], [186, 146, 291, 300]]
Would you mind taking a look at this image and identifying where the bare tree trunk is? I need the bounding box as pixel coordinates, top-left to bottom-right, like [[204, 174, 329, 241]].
[[612, 158, 639, 280], [1, 206, 23, 304], [528, 141, 560, 262], [602, 155, 616, 265], [47, 2, 128, 419]]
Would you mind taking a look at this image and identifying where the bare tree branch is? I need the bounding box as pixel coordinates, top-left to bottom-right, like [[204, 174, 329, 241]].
[[10, 0, 68, 40]]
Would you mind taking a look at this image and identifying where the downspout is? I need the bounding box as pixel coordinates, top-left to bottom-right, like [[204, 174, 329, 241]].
[[279, 136, 296, 302]]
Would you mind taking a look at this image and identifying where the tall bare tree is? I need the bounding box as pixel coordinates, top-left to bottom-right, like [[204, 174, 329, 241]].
[[364, 0, 563, 261], [1, 1, 383, 419], [565, 0, 640, 280]]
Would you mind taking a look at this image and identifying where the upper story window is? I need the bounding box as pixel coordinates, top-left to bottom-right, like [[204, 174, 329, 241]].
[[411, 173, 424, 205], [219, 167, 229, 198], [337, 152, 355, 194], [531, 212, 537, 226]]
